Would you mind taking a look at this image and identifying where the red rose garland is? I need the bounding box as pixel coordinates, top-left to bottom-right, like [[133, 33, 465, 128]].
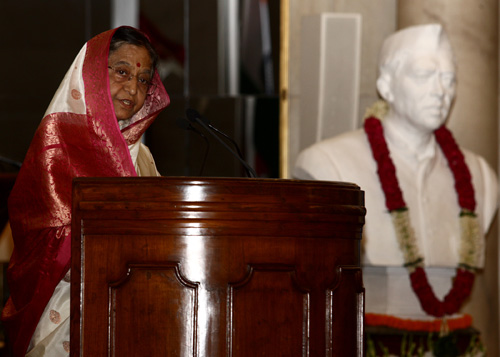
[[364, 117, 477, 318]]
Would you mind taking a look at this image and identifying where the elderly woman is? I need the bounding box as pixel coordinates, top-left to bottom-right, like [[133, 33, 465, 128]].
[[2, 27, 170, 356]]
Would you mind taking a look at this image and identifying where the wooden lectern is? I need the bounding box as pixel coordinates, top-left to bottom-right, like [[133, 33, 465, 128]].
[[71, 177, 365, 356]]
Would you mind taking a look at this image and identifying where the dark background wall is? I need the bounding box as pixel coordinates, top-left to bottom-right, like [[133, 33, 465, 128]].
[[0, 0, 280, 178], [0, 1, 111, 167]]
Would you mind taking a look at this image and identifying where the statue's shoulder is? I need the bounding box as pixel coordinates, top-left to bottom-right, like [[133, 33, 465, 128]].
[[305, 128, 368, 156], [461, 148, 497, 182], [294, 128, 371, 181], [458, 147, 498, 228]]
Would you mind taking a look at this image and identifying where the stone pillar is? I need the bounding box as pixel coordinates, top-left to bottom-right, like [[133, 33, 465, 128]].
[[398, 1, 499, 356]]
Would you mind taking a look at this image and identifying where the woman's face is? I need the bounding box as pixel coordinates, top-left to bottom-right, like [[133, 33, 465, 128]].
[[108, 44, 152, 121]]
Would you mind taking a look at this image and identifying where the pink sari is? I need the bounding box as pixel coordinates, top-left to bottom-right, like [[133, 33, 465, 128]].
[[2, 27, 170, 356]]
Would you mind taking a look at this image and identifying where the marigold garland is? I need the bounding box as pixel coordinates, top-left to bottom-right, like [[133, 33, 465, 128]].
[[364, 117, 481, 318]]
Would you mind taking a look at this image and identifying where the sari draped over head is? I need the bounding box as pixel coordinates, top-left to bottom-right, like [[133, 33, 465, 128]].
[[2, 27, 170, 356]]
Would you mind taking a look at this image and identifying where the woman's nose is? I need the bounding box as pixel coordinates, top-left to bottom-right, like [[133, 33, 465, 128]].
[[124, 77, 138, 95]]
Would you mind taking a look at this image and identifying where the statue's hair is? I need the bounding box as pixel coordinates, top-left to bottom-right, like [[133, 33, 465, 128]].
[[378, 23, 456, 76]]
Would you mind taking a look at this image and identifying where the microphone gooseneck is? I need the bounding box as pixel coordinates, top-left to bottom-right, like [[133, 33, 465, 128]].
[[176, 117, 210, 176], [185, 108, 257, 178], [0, 155, 22, 169], [197, 115, 246, 160]]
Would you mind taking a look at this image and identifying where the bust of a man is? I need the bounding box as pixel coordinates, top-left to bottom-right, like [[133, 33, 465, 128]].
[[294, 24, 498, 326]]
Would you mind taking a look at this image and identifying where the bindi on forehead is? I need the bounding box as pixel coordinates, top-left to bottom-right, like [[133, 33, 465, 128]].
[[137, 62, 141, 67]]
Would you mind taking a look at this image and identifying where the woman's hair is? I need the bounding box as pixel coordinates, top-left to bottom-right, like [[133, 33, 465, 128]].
[[109, 27, 159, 77]]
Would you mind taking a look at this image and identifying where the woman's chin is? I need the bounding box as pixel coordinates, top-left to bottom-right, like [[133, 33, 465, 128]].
[[114, 109, 134, 122]]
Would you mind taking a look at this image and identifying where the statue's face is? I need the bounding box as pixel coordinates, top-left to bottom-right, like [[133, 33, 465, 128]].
[[389, 48, 456, 133]]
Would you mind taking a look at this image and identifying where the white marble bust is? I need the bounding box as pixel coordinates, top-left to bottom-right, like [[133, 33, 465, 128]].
[[294, 24, 498, 320]]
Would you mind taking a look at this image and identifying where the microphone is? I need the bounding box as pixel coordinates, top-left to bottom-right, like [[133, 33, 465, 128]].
[[193, 113, 245, 160], [176, 117, 210, 176], [0, 155, 22, 169], [185, 108, 257, 178]]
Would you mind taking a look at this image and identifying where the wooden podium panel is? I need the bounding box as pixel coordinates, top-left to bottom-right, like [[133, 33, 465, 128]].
[[71, 177, 365, 356]]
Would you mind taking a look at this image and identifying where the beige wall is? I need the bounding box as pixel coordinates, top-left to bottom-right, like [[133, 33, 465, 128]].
[[286, 0, 397, 176]]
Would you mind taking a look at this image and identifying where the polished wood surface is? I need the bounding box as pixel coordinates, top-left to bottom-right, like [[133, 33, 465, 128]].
[[71, 177, 365, 356]]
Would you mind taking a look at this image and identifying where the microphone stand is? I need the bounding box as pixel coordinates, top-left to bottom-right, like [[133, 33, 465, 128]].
[[176, 117, 210, 176], [186, 109, 257, 178]]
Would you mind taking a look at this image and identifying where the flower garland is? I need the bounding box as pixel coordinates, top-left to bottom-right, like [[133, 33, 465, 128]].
[[364, 117, 482, 318]]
